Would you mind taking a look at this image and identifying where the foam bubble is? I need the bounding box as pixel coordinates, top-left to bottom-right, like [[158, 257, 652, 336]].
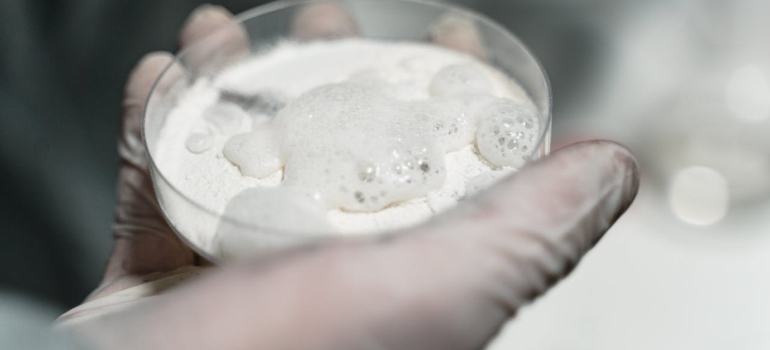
[[185, 133, 214, 154], [220, 68, 531, 213], [476, 100, 541, 168], [412, 94, 497, 151], [429, 63, 492, 97], [274, 81, 446, 211], [223, 129, 283, 179]]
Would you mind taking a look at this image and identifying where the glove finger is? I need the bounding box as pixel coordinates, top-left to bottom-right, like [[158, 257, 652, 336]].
[[178, 4, 250, 75], [96, 53, 195, 301], [290, 2, 360, 40], [429, 13, 488, 59], [120, 52, 179, 169]]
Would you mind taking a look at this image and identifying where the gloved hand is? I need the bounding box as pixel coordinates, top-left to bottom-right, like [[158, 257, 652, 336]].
[[58, 5, 640, 350]]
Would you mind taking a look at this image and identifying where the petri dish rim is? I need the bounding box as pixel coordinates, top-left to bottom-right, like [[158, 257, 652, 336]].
[[142, 0, 553, 241]]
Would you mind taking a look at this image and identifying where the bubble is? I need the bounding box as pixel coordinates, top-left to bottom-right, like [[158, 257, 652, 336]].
[[185, 133, 214, 154], [410, 94, 497, 151], [476, 100, 541, 168], [358, 163, 377, 183], [223, 129, 283, 179], [429, 63, 492, 97], [204, 102, 248, 135]]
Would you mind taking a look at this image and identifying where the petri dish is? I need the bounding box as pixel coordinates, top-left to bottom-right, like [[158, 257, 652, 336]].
[[144, 0, 552, 263]]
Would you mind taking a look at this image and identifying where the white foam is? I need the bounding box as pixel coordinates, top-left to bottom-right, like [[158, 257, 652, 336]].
[[476, 100, 541, 168], [223, 128, 283, 179], [273, 81, 448, 211], [412, 94, 498, 151]]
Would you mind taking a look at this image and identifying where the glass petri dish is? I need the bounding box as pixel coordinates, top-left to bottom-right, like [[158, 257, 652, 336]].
[[144, 0, 552, 263]]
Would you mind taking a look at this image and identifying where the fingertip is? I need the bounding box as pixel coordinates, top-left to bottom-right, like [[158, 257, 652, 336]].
[[178, 4, 249, 73], [429, 14, 487, 59], [290, 3, 359, 40], [526, 141, 640, 248], [137, 51, 175, 66], [188, 4, 231, 22], [179, 4, 233, 41], [125, 51, 174, 104], [550, 140, 638, 178], [603, 141, 641, 217], [555, 140, 640, 213], [180, 4, 235, 49]]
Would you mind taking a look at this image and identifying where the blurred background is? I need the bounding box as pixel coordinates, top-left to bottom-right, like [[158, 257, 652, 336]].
[[2, 0, 769, 349]]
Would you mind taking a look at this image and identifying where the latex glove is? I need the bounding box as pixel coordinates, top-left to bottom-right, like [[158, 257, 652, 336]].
[[59, 5, 640, 350]]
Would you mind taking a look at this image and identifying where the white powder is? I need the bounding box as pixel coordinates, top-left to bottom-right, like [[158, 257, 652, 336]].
[[155, 39, 537, 255]]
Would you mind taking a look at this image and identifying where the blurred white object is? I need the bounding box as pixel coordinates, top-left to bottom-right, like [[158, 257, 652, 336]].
[[669, 166, 729, 226], [482, 0, 770, 349]]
